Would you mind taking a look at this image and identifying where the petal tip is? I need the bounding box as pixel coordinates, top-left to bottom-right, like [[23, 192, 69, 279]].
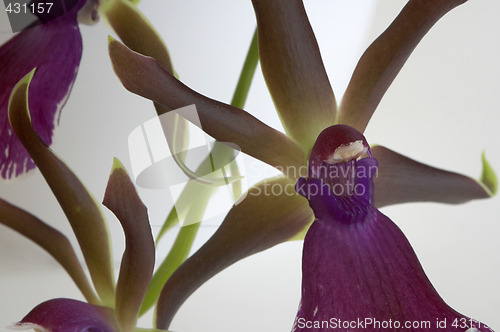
[[111, 157, 126, 172], [7, 68, 37, 125], [481, 151, 497, 196], [108, 34, 116, 44]]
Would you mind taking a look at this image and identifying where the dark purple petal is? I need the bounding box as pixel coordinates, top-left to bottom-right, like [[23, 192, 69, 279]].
[[338, 0, 467, 133], [31, 0, 87, 23], [252, 0, 337, 150], [294, 179, 492, 331], [12, 298, 118, 332], [103, 158, 155, 331], [0, 13, 82, 180]]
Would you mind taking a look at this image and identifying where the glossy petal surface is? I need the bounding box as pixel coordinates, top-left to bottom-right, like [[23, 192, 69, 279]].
[[12, 298, 117, 332], [372, 145, 492, 207], [103, 158, 155, 331], [339, 0, 466, 132], [156, 177, 313, 329], [252, 0, 336, 150], [0, 14, 82, 179]]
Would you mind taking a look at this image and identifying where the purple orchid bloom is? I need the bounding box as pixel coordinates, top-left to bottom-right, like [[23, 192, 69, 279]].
[[0, 0, 98, 180], [106, 0, 497, 330], [293, 125, 492, 331]]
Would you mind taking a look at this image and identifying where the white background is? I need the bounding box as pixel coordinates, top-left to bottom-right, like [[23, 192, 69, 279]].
[[1, 1, 499, 331]]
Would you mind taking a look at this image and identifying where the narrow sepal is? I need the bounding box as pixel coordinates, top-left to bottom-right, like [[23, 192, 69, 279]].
[[155, 177, 313, 329], [0, 198, 99, 305], [102, 0, 172, 73], [10, 298, 118, 332], [252, 0, 337, 150], [8, 71, 115, 305], [372, 145, 492, 207], [108, 39, 306, 175], [103, 158, 155, 331], [0, 13, 82, 179], [338, 0, 467, 133], [103, 3, 192, 186]]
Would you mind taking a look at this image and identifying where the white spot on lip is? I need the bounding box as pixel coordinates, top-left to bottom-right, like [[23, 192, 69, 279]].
[[313, 305, 318, 316], [325, 140, 367, 164]]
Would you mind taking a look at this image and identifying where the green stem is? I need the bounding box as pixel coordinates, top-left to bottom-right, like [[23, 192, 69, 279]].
[[140, 223, 201, 316], [141, 27, 259, 317], [230, 29, 259, 109], [154, 28, 259, 243]]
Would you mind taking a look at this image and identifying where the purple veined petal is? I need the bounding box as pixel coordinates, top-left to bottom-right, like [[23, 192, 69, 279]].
[[294, 176, 492, 331], [252, 0, 337, 151], [0, 12, 82, 180], [155, 176, 313, 330], [108, 38, 307, 177], [338, 0, 467, 133], [102, 158, 155, 331], [9, 298, 118, 332], [372, 145, 494, 208]]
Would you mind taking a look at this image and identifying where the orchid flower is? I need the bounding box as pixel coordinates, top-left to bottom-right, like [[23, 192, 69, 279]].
[[293, 124, 492, 331], [0, 0, 103, 180], [1, 71, 159, 331], [107, 0, 497, 330]]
